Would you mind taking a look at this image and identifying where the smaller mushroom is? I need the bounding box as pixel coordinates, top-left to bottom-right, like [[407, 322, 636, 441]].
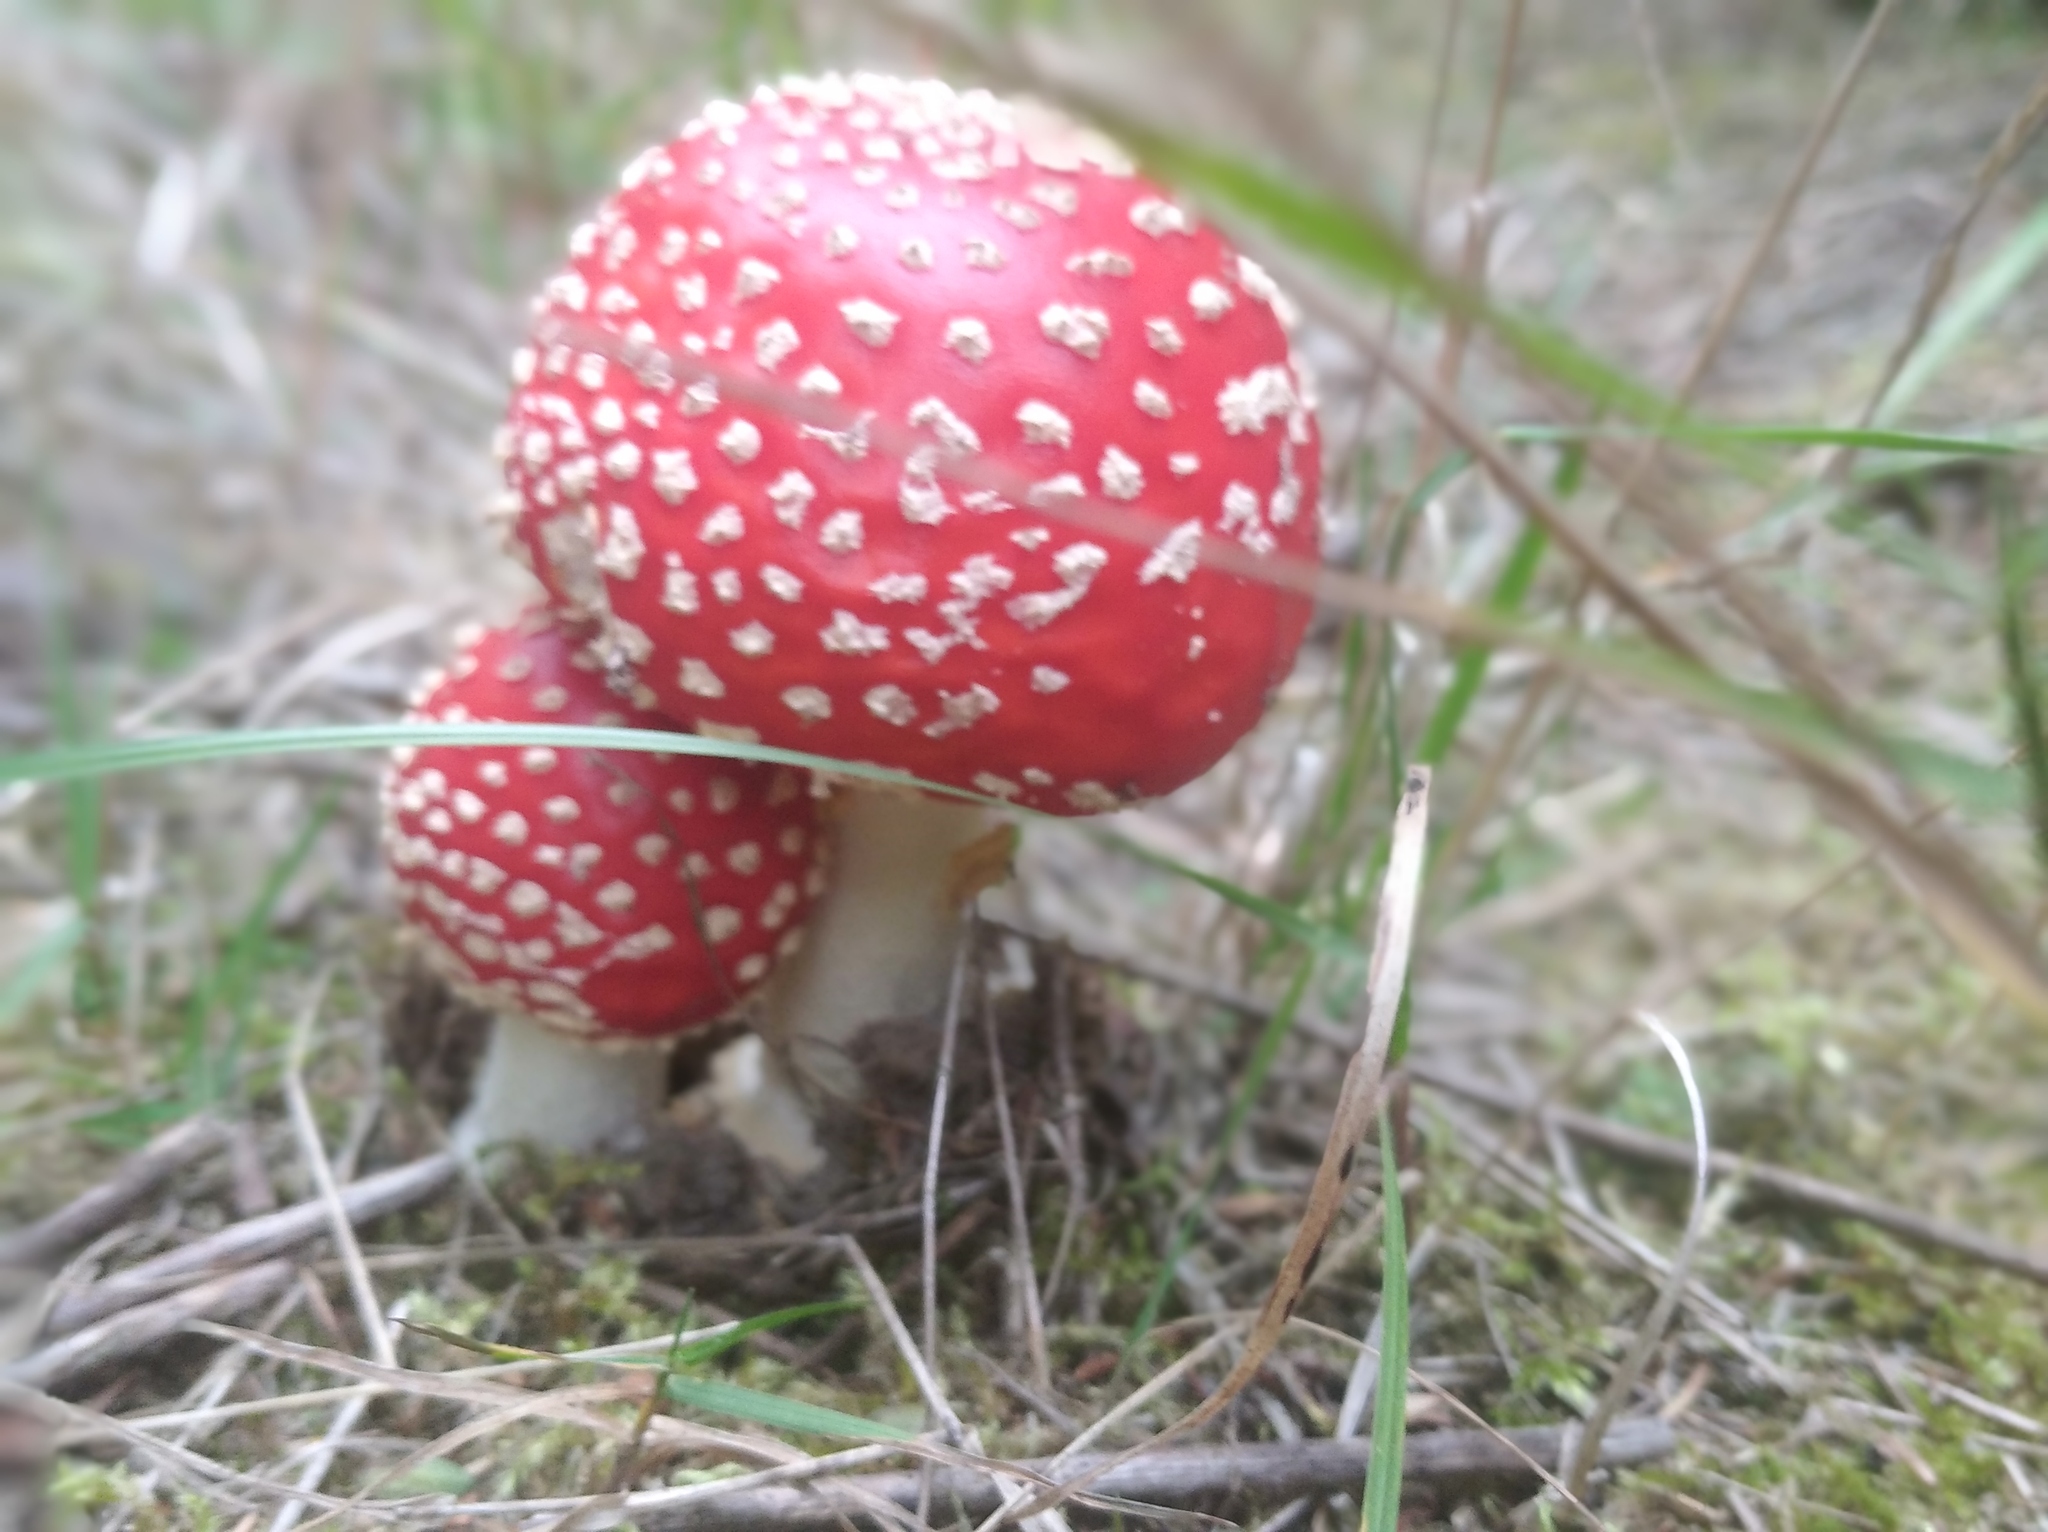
[[381, 612, 824, 1156]]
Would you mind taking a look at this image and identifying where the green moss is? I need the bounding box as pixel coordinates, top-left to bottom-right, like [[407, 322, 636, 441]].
[[1929, 1287, 2048, 1400]]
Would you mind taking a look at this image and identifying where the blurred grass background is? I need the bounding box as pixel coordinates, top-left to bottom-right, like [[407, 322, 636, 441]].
[[5, 0, 2048, 1527]]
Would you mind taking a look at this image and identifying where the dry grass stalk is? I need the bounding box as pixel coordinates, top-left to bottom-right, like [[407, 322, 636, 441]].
[[979, 980, 1051, 1394]]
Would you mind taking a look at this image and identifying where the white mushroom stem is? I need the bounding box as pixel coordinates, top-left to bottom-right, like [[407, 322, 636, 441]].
[[766, 790, 994, 1103], [453, 1013, 671, 1158]]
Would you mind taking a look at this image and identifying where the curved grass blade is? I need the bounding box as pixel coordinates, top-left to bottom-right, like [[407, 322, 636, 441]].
[[0, 644, 2025, 826], [0, 722, 933, 794], [0, 722, 1389, 959]]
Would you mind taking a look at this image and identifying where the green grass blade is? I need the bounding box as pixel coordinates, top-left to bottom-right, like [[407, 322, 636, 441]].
[[659, 1374, 917, 1441], [371, 1459, 473, 1499], [4, 657, 2025, 820], [1993, 475, 2048, 884], [659, 1298, 861, 1368], [1118, 127, 1675, 428], [1091, 829, 1373, 965], [45, 613, 100, 924], [1125, 957, 1316, 1350], [0, 721, 1389, 964], [1880, 200, 2048, 425], [75, 789, 340, 1144], [1499, 421, 2034, 457], [397, 1321, 560, 1363], [0, 723, 933, 793], [0, 658, 2026, 864], [1360, 1113, 1410, 1532], [402, 1297, 860, 1370], [1415, 523, 1550, 767]]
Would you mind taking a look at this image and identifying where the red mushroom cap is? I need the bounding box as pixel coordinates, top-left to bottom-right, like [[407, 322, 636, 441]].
[[381, 612, 825, 1042], [497, 74, 1319, 815]]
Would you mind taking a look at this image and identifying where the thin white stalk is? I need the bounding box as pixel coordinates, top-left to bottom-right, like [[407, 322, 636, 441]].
[[766, 790, 994, 1102], [453, 1013, 671, 1157]]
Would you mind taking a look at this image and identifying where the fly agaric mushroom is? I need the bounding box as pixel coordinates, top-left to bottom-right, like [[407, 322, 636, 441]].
[[381, 611, 824, 1154], [497, 74, 1317, 1115]]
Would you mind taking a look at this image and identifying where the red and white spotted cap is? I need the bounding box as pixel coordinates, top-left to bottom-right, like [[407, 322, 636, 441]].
[[381, 612, 825, 1043], [495, 73, 1318, 814]]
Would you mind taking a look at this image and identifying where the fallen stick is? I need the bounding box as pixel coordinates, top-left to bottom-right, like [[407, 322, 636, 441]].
[[0, 1116, 227, 1272], [42, 1152, 458, 1338], [5, 1260, 296, 1393], [1411, 1064, 2048, 1287], [609, 1417, 1674, 1531]]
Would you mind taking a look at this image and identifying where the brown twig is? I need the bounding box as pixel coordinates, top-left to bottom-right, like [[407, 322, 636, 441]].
[[41, 1152, 457, 1337], [5, 1260, 297, 1394], [620, 1419, 1675, 1531], [0, 1114, 226, 1272]]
